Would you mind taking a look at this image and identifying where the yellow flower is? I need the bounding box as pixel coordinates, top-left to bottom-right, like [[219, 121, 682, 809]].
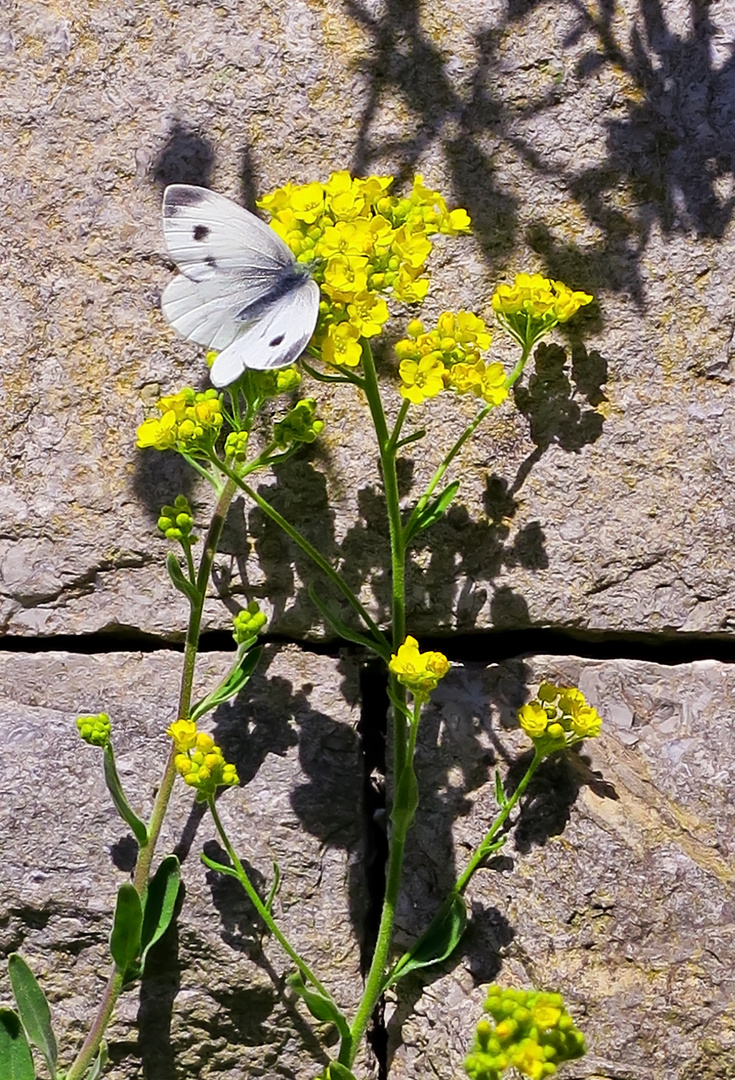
[[389, 635, 449, 702], [136, 388, 223, 455], [255, 172, 471, 364], [169, 719, 239, 794], [518, 702, 549, 738], [322, 320, 363, 367], [480, 362, 508, 405], [492, 273, 593, 348], [399, 354, 447, 404], [518, 683, 603, 748]]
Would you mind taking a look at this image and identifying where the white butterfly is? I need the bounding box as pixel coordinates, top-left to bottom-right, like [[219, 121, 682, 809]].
[[161, 184, 320, 388]]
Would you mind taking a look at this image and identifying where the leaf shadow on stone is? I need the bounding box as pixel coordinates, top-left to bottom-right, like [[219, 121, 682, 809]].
[[200, 648, 370, 972], [135, 885, 185, 1080], [345, 0, 735, 302], [200, 838, 333, 1073]]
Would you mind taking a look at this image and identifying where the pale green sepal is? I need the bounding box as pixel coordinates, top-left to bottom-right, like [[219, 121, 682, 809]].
[[383, 892, 467, 990], [103, 744, 149, 848], [287, 972, 350, 1043], [308, 585, 391, 660], [190, 645, 263, 722], [8, 954, 57, 1079], [0, 1008, 35, 1080], [166, 551, 200, 605], [110, 884, 143, 974]]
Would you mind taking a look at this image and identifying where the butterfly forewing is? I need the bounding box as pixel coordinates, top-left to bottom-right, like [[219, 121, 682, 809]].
[[160, 184, 320, 385]]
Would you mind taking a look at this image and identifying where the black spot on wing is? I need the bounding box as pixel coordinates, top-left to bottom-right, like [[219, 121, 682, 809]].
[[163, 186, 208, 216], [205, 255, 217, 268], [193, 224, 210, 241], [269, 335, 285, 347]]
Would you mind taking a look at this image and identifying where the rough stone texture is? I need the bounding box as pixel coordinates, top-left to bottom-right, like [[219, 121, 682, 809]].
[[390, 657, 735, 1080], [0, 647, 375, 1080], [2, 0, 735, 638]]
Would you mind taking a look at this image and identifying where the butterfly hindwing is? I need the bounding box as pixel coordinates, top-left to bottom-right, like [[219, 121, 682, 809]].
[[210, 279, 321, 385]]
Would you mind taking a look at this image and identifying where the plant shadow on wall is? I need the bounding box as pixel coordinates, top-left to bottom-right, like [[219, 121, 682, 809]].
[[347, 0, 735, 300]]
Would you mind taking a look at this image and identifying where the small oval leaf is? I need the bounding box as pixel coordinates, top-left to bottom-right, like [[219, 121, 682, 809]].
[[140, 856, 182, 969], [287, 973, 350, 1041], [0, 1008, 35, 1080], [110, 884, 143, 974], [384, 892, 467, 989], [8, 954, 57, 1078]]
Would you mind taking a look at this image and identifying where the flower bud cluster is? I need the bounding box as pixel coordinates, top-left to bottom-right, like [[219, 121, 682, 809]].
[[518, 683, 602, 749], [167, 718, 239, 796], [389, 635, 450, 703], [465, 986, 586, 1080], [232, 601, 268, 644], [251, 367, 303, 396], [256, 171, 470, 368], [224, 431, 249, 461], [273, 398, 324, 448], [136, 388, 223, 454], [394, 312, 507, 406], [76, 712, 111, 747], [491, 274, 593, 349], [158, 495, 196, 542]]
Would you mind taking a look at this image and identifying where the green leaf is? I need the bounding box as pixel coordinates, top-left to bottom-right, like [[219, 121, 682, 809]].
[[8, 954, 57, 1078], [190, 645, 263, 722], [200, 852, 240, 880], [103, 744, 149, 848], [166, 551, 200, 605], [308, 586, 390, 660], [82, 1042, 108, 1080], [287, 973, 350, 1042], [326, 1064, 357, 1080], [264, 861, 281, 915], [383, 892, 467, 990], [395, 427, 426, 450], [494, 767, 508, 809], [404, 480, 460, 545], [110, 884, 143, 974], [140, 856, 181, 969], [0, 1008, 35, 1080]]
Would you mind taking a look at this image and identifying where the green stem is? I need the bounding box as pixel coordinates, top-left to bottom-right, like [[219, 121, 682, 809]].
[[212, 459, 391, 660], [455, 745, 544, 894], [360, 341, 408, 768], [66, 477, 238, 1080], [345, 698, 422, 1066], [208, 798, 335, 1003], [503, 340, 533, 392]]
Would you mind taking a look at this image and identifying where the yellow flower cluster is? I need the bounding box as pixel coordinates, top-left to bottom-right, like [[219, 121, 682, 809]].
[[394, 312, 507, 406], [136, 388, 223, 454], [168, 718, 239, 795], [518, 682, 602, 747], [257, 172, 471, 367], [465, 986, 586, 1080], [389, 635, 450, 703], [492, 274, 593, 349]]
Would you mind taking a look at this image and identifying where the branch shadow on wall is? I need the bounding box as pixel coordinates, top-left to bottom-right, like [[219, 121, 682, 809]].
[[346, 0, 735, 304]]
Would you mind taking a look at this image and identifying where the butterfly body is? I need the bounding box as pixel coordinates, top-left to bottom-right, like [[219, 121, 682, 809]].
[[161, 184, 320, 386]]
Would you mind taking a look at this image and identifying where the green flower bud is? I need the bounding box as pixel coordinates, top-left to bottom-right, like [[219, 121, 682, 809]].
[[76, 712, 111, 747]]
